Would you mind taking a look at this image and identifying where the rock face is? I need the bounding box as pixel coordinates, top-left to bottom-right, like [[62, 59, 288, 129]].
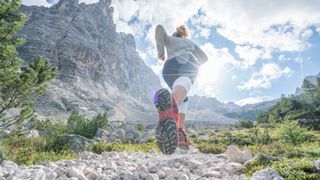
[[0, 149, 248, 180], [17, 0, 161, 121]]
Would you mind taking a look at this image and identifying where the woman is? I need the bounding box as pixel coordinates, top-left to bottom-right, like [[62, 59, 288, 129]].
[[154, 24, 207, 154]]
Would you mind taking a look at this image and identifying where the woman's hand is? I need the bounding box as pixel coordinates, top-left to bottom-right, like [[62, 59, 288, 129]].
[[159, 55, 166, 61]]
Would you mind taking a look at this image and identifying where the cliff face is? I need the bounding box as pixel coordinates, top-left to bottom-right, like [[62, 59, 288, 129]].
[[17, 0, 161, 121]]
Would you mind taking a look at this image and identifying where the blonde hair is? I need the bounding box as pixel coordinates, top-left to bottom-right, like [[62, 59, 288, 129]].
[[172, 25, 189, 38]]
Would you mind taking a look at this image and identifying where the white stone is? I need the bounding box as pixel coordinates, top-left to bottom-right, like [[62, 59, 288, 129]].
[[145, 173, 159, 180], [314, 160, 320, 171], [252, 168, 284, 180], [188, 159, 203, 169], [68, 167, 87, 180], [87, 172, 98, 180], [157, 170, 166, 179], [226, 162, 243, 174], [202, 171, 221, 178], [180, 173, 189, 180], [45, 172, 58, 180], [225, 145, 252, 164]]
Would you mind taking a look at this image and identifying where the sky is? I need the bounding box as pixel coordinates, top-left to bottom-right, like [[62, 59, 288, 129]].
[[21, 0, 320, 106]]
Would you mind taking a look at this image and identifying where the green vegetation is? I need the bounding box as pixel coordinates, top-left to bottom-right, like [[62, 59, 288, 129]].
[[0, 134, 76, 165], [67, 111, 108, 138], [190, 122, 320, 179], [136, 123, 145, 132], [92, 141, 158, 154], [257, 78, 320, 130], [0, 0, 55, 128]]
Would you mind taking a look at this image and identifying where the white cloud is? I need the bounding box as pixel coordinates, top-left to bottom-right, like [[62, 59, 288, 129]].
[[231, 75, 238, 81], [21, 0, 51, 7], [238, 63, 293, 90], [235, 45, 271, 67], [200, 0, 319, 52], [234, 96, 275, 106]]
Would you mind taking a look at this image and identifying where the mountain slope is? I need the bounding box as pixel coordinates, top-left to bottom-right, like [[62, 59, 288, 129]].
[[17, 0, 161, 121]]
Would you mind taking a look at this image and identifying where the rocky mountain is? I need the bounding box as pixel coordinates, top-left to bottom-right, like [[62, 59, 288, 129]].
[[295, 72, 320, 95], [17, 0, 161, 122]]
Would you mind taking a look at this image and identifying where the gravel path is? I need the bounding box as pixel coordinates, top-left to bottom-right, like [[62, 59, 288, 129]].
[[0, 147, 248, 180]]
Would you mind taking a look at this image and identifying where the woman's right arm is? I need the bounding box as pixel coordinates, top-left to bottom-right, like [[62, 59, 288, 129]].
[[155, 24, 168, 59]]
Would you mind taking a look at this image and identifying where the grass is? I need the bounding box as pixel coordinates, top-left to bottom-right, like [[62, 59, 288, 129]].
[[190, 121, 320, 180]]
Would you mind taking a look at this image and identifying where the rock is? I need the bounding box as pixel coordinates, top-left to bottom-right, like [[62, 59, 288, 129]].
[[87, 172, 98, 180], [1, 160, 18, 170], [45, 172, 58, 180], [14, 169, 46, 180], [124, 124, 141, 143], [157, 170, 166, 179], [58, 134, 93, 152], [188, 159, 203, 169], [21, 129, 40, 138], [251, 168, 284, 180], [314, 160, 320, 171], [139, 130, 155, 144], [79, 151, 98, 160], [0, 167, 9, 177], [95, 128, 108, 139], [68, 167, 87, 180], [0, 129, 11, 139], [187, 129, 198, 138], [104, 161, 117, 171], [180, 173, 189, 180], [202, 171, 221, 178], [145, 174, 159, 180], [225, 162, 243, 174], [226, 145, 252, 164]]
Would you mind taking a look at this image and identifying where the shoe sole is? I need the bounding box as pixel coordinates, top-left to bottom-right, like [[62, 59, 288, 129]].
[[154, 88, 178, 155]]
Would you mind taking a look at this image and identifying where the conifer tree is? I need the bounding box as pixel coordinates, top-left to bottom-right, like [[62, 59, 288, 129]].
[[0, 0, 55, 128]]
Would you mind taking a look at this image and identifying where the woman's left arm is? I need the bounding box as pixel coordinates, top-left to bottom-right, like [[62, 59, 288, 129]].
[[193, 44, 208, 65]]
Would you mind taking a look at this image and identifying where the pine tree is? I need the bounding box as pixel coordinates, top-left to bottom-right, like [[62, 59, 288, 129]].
[[0, 0, 55, 128]]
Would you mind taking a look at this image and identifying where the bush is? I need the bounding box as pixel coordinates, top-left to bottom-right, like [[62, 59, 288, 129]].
[[249, 127, 271, 145], [0, 134, 76, 165], [237, 119, 254, 129], [31, 119, 68, 137], [136, 123, 145, 132], [197, 143, 226, 154], [67, 111, 108, 138], [279, 120, 316, 146]]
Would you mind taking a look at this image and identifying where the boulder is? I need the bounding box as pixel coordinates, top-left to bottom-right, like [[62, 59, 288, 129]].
[[225, 145, 252, 164], [251, 168, 284, 180], [58, 134, 93, 152], [314, 160, 320, 171]]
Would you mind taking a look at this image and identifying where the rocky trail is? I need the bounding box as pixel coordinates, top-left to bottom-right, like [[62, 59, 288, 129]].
[[0, 146, 282, 180]]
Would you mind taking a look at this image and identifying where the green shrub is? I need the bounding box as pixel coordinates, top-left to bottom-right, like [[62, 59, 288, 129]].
[[279, 120, 316, 146], [197, 143, 226, 154], [237, 119, 254, 129], [136, 123, 145, 132], [0, 134, 76, 165], [67, 111, 108, 138], [92, 142, 124, 154], [249, 127, 271, 145], [31, 119, 68, 137]]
